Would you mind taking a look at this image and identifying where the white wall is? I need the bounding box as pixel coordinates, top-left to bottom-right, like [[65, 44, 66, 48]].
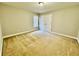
[[0, 3, 38, 36], [40, 6, 79, 38]]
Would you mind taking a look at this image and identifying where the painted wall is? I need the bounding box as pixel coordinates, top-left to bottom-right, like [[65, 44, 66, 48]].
[[0, 4, 38, 36], [40, 6, 79, 37]]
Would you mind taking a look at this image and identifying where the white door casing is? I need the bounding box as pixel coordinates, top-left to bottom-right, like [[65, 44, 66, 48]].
[[0, 24, 3, 56]]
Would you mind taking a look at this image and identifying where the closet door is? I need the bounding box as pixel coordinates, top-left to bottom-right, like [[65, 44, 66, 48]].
[[39, 14, 52, 32], [45, 14, 52, 32], [39, 16, 45, 31]]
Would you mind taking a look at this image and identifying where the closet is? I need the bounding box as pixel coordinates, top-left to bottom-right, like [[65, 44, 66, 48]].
[[39, 13, 52, 32]]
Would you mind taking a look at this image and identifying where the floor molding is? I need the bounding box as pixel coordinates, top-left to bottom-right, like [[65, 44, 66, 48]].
[[3, 30, 79, 44], [3, 29, 38, 39], [77, 39, 79, 43], [50, 31, 78, 40]]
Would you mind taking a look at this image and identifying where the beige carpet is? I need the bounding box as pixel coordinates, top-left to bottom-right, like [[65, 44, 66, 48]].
[[2, 31, 79, 56]]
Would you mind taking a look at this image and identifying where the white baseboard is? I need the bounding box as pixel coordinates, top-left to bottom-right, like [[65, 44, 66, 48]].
[[3, 30, 79, 44], [50, 31, 78, 40], [3, 28, 38, 39], [77, 40, 79, 43]]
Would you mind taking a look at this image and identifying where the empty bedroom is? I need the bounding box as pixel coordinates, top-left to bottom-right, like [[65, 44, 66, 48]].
[[0, 2, 79, 56]]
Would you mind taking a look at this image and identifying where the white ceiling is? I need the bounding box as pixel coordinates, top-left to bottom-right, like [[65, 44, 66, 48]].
[[2, 2, 79, 14]]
